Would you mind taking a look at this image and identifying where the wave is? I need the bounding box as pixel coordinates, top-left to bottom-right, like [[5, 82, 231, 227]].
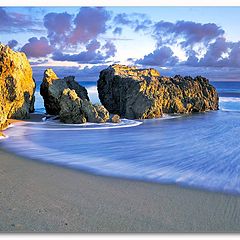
[[219, 97, 240, 103], [3, 109, 240, 195], [11, 118, 143, 131], [0, 135, 8, 140], [219, 96, 240, 113], [87, 86, 98, 93]]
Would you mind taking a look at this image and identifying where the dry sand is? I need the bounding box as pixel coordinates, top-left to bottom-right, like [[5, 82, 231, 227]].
[[0, 148, 240, 233]]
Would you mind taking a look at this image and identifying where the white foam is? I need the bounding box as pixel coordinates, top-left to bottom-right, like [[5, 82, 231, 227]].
[[87, 86, 98, 93], [219, 97, 240, 102], [0, 135, 9, 140], [10, 119, 143, 131]]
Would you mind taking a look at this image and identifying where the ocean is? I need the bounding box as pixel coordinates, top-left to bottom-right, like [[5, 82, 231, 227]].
[[2, 70, 240, 195]]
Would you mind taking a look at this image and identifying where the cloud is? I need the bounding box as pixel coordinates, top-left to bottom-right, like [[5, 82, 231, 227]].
[[44, 12, 72, 47], [136, 46, 179, 66], [113, 12, 152, 33], [113, 27, 122, 35], [43, 7, 111, 49], [69, 7, 111, 45], [52, 40, 116, 64], [183, 37, 240, 68], [24, 7, 114, 64], [153, 20, 224, 47], [135, 20, 240, 68], [0, 7, 41, 33], [21, 37, 53, 58], [7, 39, 18, 49], [102, 41, 116, 57]]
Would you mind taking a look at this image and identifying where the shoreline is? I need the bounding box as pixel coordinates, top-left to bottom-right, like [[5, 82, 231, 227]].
[[1, 147, 240, 232]]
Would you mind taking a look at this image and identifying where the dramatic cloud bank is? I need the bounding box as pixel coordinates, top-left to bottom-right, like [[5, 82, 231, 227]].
[[133, 20, 240, 68], [1, 6, 240, 74], [18, 7, 116, 64]]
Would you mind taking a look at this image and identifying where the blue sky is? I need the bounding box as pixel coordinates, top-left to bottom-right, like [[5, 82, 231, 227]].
[[1, 6, 240, 80]]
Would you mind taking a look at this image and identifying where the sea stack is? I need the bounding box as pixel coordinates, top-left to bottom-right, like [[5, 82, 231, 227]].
[[97, 64, 219, 119], [0, 44, 35, 130], [40, 68, 89, 115], [40, 69, 110, 123]]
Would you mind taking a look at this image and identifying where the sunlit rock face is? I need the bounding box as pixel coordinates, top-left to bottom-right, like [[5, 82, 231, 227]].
[[97, 64, 219, 119], [0, 44, 35, 130], [40, 69, 110, 124]]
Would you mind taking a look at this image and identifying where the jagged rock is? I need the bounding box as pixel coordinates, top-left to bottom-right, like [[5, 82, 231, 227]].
[[110, 114, 121, 123], [59, 89, 87, 124], [59, 89, 109, 124], [40, 68, 89, 115], [0, 44, 35, 130], [97, 64, 219, 119], [93, 104, 110, 122]]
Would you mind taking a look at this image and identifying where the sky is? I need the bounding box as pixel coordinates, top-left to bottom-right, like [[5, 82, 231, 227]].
[[1, 6, 240, 81]]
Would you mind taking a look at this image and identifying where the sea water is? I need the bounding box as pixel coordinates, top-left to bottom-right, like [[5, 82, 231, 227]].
[[1, 72, 240, 195]]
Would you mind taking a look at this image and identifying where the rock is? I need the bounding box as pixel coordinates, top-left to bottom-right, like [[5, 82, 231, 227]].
[[110, 114, 121, 123], [59, 89, 87, 124], [93, 104, 110, 122], [0, 132, 6, 138], [81, 100, 104, 123], [0, 44, 35, 130], [97, 64, 219, 119], [40, 68, 89, 115], [59, 88, 109, 124]]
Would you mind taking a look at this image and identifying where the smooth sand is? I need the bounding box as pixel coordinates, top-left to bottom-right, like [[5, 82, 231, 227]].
[[0, 149, 240, 233]]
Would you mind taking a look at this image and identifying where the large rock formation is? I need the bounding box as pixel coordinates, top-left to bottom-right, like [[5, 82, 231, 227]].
[[97, 64, 219, 119], [40, 69, 110, 124], [40, 69, 89, 115], [0, 44, 35, 130]]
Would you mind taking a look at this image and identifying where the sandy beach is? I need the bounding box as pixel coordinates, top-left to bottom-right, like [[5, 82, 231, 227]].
[[0, 147, 240, 233]]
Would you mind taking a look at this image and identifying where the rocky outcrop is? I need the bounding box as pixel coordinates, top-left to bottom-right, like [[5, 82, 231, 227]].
[[40, 69, 110, 124], [59, 89, 109, 124], [40, 69, 89, 115], [97, 64, 219, 119], [0, 44, 35, 130]]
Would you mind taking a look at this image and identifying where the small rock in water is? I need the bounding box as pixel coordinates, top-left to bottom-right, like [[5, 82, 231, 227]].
[[110, 114, 121, 123]]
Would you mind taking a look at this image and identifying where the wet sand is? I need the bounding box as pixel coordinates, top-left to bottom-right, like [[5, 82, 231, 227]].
[[0, 147, 240, 232]]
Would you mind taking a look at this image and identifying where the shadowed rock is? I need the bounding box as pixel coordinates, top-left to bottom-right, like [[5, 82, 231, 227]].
[[59, 89, 87, 124], [59, 89, 109, 124], [40, 69, 89, 115], [0, 44, 35, 130], [40, 69, 110, 124], [97, 64, 219, 119]]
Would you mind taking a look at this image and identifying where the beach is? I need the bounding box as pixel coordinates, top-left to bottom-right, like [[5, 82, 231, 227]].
[[1, 148, 240, 233]]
